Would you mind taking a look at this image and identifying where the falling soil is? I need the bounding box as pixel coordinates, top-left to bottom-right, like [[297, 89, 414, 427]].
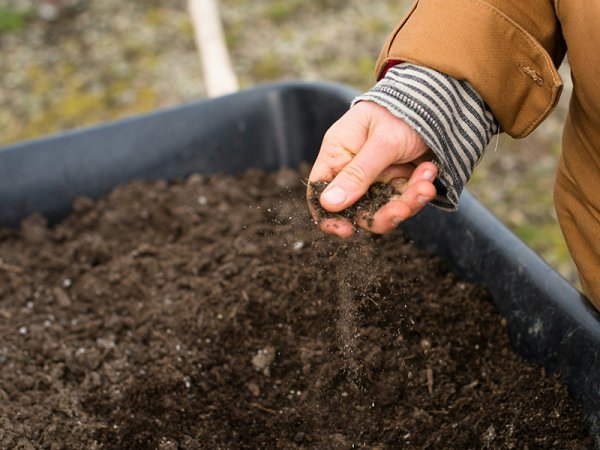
[[0, 167, 592, 449]]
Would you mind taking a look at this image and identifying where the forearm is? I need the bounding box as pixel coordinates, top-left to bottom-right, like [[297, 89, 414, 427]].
[[353, 63, 499, 210]]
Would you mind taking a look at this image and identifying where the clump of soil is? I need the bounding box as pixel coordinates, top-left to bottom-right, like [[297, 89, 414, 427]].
[[0, 167, 592, 449], [308, 180, 397, 226]]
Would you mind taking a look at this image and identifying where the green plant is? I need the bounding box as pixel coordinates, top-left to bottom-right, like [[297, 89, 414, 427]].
[[265, 0, 302, 23], [0, 6, 28, 34]]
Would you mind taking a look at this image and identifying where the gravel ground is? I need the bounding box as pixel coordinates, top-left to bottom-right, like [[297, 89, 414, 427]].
[[0, 0, 202, 144], [0, 0, 578, 284]]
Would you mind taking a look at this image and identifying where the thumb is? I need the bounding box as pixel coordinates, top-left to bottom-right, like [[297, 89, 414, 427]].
[[319, 136, 398, 212]]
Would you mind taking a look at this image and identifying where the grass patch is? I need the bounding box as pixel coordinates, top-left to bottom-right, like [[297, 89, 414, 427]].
[[249, 52, 285, 80], [0, 6, 29, 34], [265, 0, 303, 23]]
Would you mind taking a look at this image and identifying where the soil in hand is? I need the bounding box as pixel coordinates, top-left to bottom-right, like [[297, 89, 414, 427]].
[[0, 167, 592, 449], [308, 180, 398, 227]]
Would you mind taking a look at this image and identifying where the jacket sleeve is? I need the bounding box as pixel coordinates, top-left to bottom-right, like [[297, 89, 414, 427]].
[[376, 0, 566, 138], [354, 63, 499, 210]]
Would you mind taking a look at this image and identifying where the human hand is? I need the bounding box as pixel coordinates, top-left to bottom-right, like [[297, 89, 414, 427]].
[[307, 101, 437, 238]]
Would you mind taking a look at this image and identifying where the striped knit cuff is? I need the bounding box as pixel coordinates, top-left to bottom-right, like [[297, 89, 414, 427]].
[[353, 63, 499, 210]]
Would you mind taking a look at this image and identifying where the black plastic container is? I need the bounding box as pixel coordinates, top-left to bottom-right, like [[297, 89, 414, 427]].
[[1, 82, 599, 447]]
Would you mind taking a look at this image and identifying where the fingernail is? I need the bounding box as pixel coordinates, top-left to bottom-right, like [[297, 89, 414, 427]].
[[418, 195, 428, 206], [323, 186, 347, 205], [391, 218, 402, 227], [423, 170, 435, 181]]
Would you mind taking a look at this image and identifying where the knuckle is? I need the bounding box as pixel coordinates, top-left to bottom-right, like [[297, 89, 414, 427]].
[[341, 163, 369, 187]]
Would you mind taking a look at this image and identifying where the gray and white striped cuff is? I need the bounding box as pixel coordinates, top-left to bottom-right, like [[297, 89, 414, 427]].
[[353, 63, 499, 210]]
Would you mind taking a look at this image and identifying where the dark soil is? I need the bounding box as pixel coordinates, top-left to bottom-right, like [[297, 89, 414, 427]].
[[0, 167, 592, 449], [308, 180, 398, 227]]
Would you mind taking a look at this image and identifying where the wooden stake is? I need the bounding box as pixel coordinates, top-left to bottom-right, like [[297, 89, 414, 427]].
[[188, 0, 239, 97]]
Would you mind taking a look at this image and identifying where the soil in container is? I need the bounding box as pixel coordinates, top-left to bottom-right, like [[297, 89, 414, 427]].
[[0, 166, 592, 449]]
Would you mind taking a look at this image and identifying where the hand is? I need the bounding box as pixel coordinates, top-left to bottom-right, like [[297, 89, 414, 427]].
[[307, 101, 437, 238]]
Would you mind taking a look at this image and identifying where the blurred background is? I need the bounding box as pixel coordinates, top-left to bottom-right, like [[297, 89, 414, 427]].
[[0, 0, 577, 285]]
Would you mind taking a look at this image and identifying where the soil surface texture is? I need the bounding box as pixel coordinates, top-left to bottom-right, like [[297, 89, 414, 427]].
[[0, 167, 592, 449]]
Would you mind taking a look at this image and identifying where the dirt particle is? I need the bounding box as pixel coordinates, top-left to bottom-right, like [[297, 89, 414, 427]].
[[247, 382, 261, 397], [157, 437, 178, 450], [252, 346, 276, 376], [53, 287, 72, 307], [482, 424, 497, 445], [420, 338, 432, 351], [294, 431, 306, 443]]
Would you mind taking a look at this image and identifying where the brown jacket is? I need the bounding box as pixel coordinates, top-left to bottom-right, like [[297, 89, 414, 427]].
[[376, 0, 600, 309]]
